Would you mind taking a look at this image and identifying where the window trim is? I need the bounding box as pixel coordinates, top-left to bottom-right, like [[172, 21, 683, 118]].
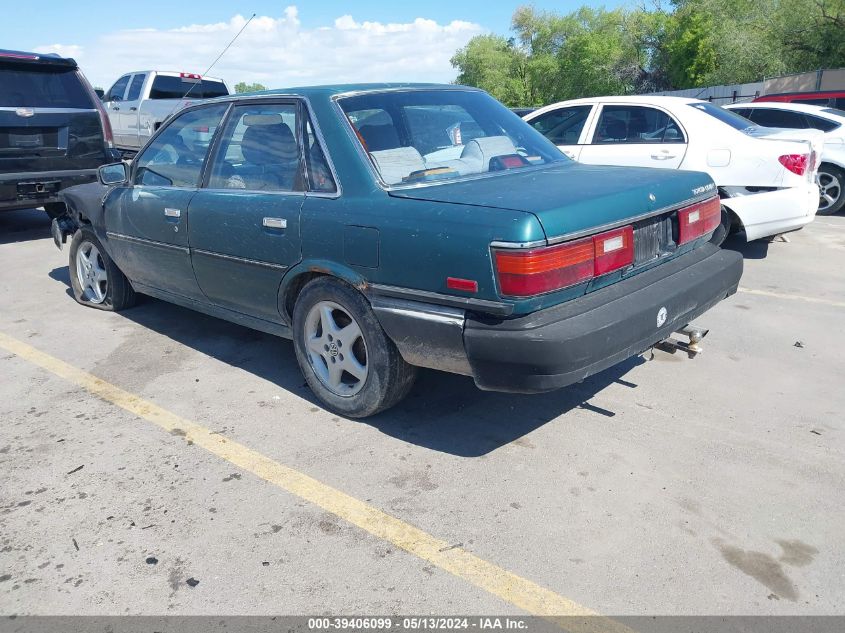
[[588, 103, 688, 145]]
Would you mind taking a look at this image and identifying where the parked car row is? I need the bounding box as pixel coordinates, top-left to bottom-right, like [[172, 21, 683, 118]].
[[523, 96, 825, 241]]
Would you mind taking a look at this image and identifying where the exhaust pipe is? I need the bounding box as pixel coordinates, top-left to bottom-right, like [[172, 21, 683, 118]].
[[653, 324, 709, 359]]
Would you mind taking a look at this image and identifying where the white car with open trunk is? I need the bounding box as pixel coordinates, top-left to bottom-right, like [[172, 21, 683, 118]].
[[524, 96, 822, 241]]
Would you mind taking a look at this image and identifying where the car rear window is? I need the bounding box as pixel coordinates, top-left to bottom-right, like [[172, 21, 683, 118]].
[[339, 89, 566, 187], [0, 64, 93, 108], [149, 75, 229, 100], [689, 102, 755, 131]]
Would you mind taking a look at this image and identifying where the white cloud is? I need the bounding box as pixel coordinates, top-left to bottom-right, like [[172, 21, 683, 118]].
[[36, 6, 483, 91]]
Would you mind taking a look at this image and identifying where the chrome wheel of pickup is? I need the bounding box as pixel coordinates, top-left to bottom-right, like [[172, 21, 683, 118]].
[[75, 241, 108, 304], [304, 300, 368, 397]]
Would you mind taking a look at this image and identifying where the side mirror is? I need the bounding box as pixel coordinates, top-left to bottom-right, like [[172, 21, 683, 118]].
[[98, 162, 129, 186], [94, 88, 105, 100]]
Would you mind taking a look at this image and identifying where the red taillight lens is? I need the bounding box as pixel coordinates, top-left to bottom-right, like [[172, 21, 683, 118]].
[[593, 226, 633, 276], [494, 226, 635, 297], [678, 196, 721, 245], [779, 154, 808, 176], [495, 237, 594, 296]]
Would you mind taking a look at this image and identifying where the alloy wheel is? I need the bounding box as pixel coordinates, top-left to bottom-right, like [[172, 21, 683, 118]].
[[75, 241, 108, 304], [818, 170, 842, 212], [304, 301, 368, 397]]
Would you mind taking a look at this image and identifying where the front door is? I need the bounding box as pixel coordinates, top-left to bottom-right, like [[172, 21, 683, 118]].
[[526, 105, 594, 161], [578, 104, 687, 169], [103, 74, 130, 147], [117, 73, 146, 149], [105, 103, 229, 300], [188, 101, 307, 323]]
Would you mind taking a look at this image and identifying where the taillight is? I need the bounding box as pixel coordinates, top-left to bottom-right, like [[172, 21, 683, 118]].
[[494, 226, 634, 297], [77, 70, 114, 149], [678, 196, 721, 245], [778, 154, 808, 176], [594, 226, 633, 276]]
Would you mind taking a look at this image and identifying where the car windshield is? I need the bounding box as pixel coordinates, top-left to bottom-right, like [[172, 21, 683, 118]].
[[338, 89, 567, 187], [689, 102, 756, 131]]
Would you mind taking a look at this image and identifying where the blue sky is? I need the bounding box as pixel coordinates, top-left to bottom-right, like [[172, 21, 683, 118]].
[[2, 1, 626, 89]]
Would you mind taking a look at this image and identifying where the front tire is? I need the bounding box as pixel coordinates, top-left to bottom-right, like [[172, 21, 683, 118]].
[[292, 277, 417, 418], [68, 227, 136, 311], [817, 164, 844, 216]]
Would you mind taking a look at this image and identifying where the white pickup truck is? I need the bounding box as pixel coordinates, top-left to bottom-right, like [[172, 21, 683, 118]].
[[102, 71, 229, 152]]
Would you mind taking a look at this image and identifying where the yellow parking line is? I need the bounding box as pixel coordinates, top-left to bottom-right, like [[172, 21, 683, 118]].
[[0, 331, 631, 633], [738, 286, 845, 309]]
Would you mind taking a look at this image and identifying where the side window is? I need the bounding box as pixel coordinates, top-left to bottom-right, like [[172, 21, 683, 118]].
[[804, 114, 839, 133], [730, 108, 752, 119], [207, 103, 303, 192], [134, 104, 228, 188], [304, 115, 337, 193], [593, 106, 686, 144], [747, 109, 807, 128], [528, 106, 592, 145], [126, 74, 146, 102], [106, 75, 130, 102]]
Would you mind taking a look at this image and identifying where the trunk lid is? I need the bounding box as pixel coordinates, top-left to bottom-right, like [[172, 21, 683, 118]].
[[388, 162, 715, 241]]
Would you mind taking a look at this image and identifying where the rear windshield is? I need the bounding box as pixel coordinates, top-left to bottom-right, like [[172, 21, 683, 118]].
[[338, 89, 566, 187], [0, 64, 93, 108], [688, 102, 755, 131], [149, 75, 229, 100]]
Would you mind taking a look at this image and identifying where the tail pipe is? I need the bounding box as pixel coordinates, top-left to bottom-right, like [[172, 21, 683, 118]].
[[653, 324, 709, 359]]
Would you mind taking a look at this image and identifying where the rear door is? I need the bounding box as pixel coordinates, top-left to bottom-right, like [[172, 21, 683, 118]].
[[187, 100, 305, 322], [117, 73, 146, 148], [105, 103, 229, 300], [526, 105, 594, 160], [579, 104, 687, 169], [0, 56, 104, 183]]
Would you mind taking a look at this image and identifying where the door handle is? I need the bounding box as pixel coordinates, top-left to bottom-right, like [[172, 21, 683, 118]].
[[650, 153, 676, 160], [262, 217, 287, 229], [112, 106, 120, 111], [164, 208, 181, 218], [130, 106, 138, 111]]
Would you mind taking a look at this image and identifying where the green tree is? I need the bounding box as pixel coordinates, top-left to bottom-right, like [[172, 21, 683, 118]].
[[234, 82, 267, 94]]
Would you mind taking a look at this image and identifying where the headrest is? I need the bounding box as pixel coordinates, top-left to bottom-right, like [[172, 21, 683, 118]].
[[241, 122, 298, 165]]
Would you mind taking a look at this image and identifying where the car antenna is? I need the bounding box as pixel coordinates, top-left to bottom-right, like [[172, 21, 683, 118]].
[[173, 12, 256, 108]]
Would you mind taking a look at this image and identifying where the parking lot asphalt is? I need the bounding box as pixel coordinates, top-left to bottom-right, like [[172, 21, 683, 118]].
[[1, 208, 843, 617]]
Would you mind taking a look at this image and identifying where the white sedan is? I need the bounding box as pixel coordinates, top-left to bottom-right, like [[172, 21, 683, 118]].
[[524, 96, 822, 241], [724, 101, 845, 215]]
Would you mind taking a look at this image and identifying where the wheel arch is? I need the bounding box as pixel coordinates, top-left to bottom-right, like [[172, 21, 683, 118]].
[[278, 260, 369, 322]]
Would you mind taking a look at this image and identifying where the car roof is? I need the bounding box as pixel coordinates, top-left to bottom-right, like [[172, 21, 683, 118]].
[[725, 101, 845, 121], [547, 95, 701, 106], [0, 48, 77, 68], [228, 83, 481, 99]]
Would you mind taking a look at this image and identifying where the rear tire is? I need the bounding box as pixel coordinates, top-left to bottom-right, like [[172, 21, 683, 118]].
[[816, 163, 844, 216], [68, 226, 136, 311], [292, 277, 417, 418]]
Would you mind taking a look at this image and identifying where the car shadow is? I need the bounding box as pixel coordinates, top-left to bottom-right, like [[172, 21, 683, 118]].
[[722, 233, 770, 259], [49, 265, 642, 457], [0, 208, 53, 245]]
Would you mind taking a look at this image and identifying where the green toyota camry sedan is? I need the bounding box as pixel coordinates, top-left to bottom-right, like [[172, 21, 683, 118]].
[[54, 83, 742, 417]]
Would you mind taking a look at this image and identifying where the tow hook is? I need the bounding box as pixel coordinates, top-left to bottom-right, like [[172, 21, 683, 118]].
[[51, 215, 76, 250], [653, 324, 709, 359]]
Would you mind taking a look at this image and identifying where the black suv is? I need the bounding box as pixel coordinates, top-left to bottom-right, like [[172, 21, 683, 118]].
[[1, 49, 120, 218]]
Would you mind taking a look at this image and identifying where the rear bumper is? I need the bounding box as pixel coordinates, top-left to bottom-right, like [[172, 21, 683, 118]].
[[723, 182, 818, 241], [373, 245, 742, 394], [0, 168, 99, 211]]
